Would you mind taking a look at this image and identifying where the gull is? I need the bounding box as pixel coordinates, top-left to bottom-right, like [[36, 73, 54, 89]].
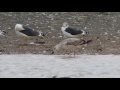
[[15, 24, 45, 45], [53, 38, 86, 57], [61, 22, 88, 38], [15, 24, 45, 37]]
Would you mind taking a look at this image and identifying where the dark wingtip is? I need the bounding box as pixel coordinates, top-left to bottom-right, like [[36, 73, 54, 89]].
[[42, 33, 46, 36], [1, 30, 7, 35], [86, 31, 89, 35]]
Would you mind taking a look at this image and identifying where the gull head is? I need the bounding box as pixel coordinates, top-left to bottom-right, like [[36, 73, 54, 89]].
[[15, 24, 24, 31]]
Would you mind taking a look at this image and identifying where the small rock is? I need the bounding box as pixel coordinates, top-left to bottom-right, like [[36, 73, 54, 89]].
[[8, 27, 11, 29], [59, 36, 62, 38], [43, 51, 46, 54], [104, 32, 108, 35]]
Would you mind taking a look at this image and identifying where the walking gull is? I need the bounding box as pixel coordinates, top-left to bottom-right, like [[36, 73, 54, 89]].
[[53, 38, 86, 57]]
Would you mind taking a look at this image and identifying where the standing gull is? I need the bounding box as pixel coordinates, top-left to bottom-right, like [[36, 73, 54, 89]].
[[61, 22, 88, 38]]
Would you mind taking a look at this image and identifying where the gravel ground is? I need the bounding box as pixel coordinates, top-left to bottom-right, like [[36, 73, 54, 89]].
[[0, 12, 120, 55]]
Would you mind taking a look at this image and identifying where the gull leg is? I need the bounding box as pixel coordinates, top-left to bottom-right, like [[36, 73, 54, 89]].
[[72, 48, 76, 58], [73, 51, 75, 58], [24, 37, 28, 45]]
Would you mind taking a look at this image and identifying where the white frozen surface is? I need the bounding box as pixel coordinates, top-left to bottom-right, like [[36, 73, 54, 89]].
[[0, 54, 120, 78]]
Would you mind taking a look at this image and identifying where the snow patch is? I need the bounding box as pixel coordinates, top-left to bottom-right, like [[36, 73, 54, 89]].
[[0, 55, 120, 78]]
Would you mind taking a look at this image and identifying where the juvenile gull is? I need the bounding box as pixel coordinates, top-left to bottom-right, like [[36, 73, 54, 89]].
[[61, 22, 88, 38], [15, 24, 45, 37], [53, 38, 86, 57]]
